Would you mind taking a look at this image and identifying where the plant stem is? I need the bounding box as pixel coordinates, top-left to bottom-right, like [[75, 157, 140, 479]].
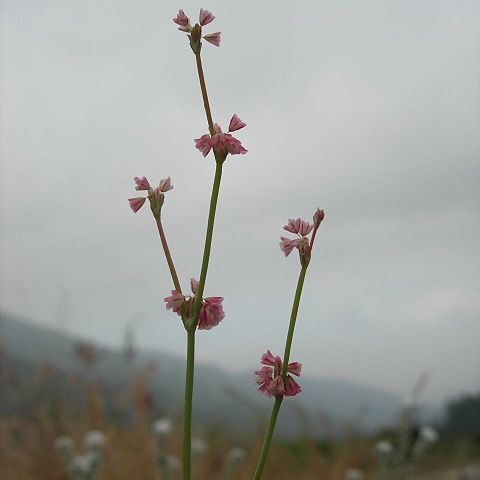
[[195, 52, 215, 136], [252, 396, 283, 480], [155, 217, 182, 293], [252, 263, 309, 479], [183, 328, 195, 480], [190, 161, 223, 327], [281, 265, 308, 376], [182, 49, 224, 480]]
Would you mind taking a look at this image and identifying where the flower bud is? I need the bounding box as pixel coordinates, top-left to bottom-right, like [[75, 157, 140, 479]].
[[189, 24, 202, 54], [313, 208, 325, 227]]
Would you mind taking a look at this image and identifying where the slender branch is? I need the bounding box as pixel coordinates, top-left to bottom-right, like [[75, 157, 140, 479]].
[[252, 263, 309, 479], [195, 52, 215, 136], [155, 216, 182, 293], [182, 47, 224, 480], [252, 396, 283, 480], [190, 161, 223, 327], [183, 329, 195, 479], [281, 265, 308, 375]]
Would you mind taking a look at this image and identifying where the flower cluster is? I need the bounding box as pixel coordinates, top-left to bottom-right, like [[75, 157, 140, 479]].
[[279, 208, 324, 258], [195, 115, 247, 159], [128, 176, 173, 214], [164, 278, 225, 330], [173, 8, 221, 47], [255, 350, 302, 397]]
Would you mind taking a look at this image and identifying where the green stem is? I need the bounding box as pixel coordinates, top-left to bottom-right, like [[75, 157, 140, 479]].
[[190, 161, 223, 327], [281, 265, 308, 376], [155, 216, 182, 293], [195, 52, 215, 136], [183, 329, 195, 480], [252, 396, 283, 480], [252, 263, 309, 479], [182, 45, 223, 480]]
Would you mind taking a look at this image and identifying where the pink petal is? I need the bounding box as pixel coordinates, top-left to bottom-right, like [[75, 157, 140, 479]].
[[194, 134, 212, 157], [128, 197, 146, 213], [267, 375, 285, 396], [260, 350, 277, 367], [158, 177, 174, 192], [255, 366, 273, 384], [284, 375, 302, 397], [228, 114, 246, 132], [199, 8, 215, 26], [164, 290, 185, 315], [134, 176, 151, 191], [287, 362, 302, 377], [203, 32, 221, 47], [173, 9, 190, 27], [190, 278, 199, 294], [198, 297, 225, 330], [279, 237, 298, 257]]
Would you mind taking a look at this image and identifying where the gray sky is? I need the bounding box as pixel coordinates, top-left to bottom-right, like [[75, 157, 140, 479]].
[[1, 0, 479, 404]]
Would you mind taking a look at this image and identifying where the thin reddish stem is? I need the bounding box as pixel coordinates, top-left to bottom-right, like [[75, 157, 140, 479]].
[[155, 216, 182, 294]]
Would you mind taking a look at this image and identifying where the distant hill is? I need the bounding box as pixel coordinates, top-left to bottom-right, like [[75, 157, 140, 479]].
[[0, 312, 403, 436]]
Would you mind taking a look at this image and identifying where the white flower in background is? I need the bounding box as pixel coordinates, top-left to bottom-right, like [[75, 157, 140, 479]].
[[226, 447, 246, 463], [419, 426, 438, 444], [191, 437, 208, 455], [84, 430, 106, 450], [152, 418, 173, 438], [375, 440, 393, 455], [69, 453, 96, 475], [345, 468, 365, 480]]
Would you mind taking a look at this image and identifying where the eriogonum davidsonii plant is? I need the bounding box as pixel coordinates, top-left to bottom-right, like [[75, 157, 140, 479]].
[[129, 8, 323, 480], [129, 9, 246, 480], [252, 208, 324, 480]]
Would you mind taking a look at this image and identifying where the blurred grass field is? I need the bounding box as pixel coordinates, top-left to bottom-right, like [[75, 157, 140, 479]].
[[0, 362, 478, 480]]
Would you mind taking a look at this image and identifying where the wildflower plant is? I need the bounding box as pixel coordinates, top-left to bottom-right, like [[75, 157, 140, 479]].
[[128, 8, 324, 479], [54, 431, 106, 480]]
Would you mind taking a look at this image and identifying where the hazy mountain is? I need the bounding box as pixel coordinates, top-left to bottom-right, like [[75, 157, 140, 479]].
[[0, 312, 403, 436]]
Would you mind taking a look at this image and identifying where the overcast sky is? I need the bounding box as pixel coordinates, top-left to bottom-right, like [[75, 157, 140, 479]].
[[1, 0, 479, 405]]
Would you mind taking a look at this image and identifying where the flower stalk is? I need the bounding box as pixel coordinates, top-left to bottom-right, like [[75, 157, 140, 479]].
[[253, 211, 324, 478], [155, 216, 182, 293], [252, 264, 308, 480]]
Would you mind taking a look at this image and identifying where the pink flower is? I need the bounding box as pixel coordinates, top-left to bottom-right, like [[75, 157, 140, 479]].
[[164, 280, 225, 330], [228, 114, 246, 132], [255, 350, 302, 398], [173, 9, 191, 31], [287, 361, 302, 377], [164, 290, 185, 315], [198, 296, 225, 330], [279, 237, 299, 257], [199, 8, 215, 26], [158, 177, 174, 193], [261, 350, 282, 373], [210, 133, 247, 156], [134, 176, 151, 191], [284, 375, 302, 397], [203, 32, 221, 47], [195, 118, 247, 159], [284, 218, 313, 236], [267, 376, 285, 396], [128, 197, 146, 213], [255, 367, 274, 396], [194, 134, 212, 157]]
